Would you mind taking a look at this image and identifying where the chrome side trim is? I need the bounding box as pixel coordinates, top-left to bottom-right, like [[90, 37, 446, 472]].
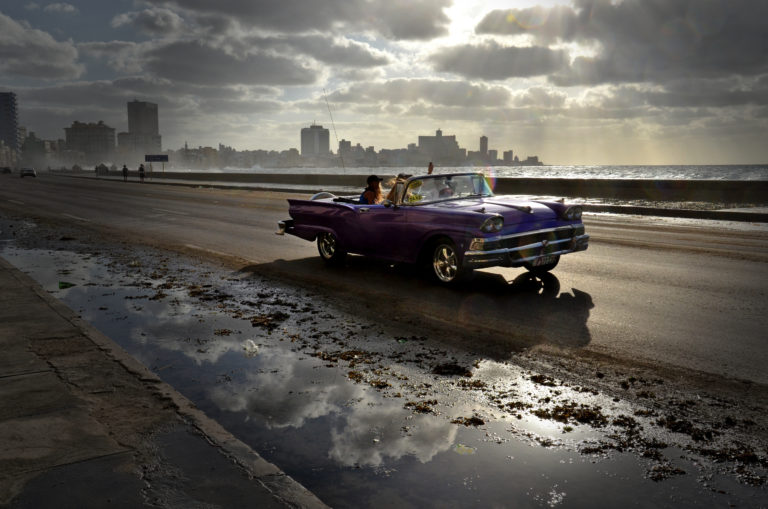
[[491, 224, 582, 243]]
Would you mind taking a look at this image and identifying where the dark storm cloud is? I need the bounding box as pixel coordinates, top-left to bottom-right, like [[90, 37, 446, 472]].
[[111, 7, 187, 36], [429, 41, 568, 80], [0, 12, 83, 79], [240, 34, 389, 68], [20, 80, 154, 109], [477, 0, 768, 86], [43, 3, 77, 14], [146, 0, 450, 40], [143, 40, 316, 86], [17, 76, 277, 112], [576, 78, 768, 114], [198, 98, 282, 114], [331, 79, 511, 108], [644, 79, 768, 108], [512, 87, 568, 108], [78, 41, 141, 73]]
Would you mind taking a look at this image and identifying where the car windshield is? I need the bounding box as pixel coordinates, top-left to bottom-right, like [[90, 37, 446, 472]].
[[403, 174, 493, 204]]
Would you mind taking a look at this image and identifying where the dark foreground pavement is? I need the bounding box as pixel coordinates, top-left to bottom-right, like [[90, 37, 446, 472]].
[[0, 256, 327, 508]]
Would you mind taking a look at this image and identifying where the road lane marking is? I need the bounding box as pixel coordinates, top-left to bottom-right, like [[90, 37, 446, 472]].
[[62, 213, 92, 223], [153, 207, 189, 216]]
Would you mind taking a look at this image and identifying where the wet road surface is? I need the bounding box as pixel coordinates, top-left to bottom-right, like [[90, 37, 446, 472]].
[[2, 174, 767, 385]]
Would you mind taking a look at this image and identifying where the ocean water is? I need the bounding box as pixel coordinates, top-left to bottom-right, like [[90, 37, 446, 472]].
[[162, 164, 768, 181]]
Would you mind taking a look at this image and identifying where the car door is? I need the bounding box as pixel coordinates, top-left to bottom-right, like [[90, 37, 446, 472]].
[[352, 204, 411, 261]]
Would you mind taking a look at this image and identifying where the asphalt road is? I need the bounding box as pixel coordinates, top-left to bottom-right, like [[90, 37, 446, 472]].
[[2, 174, 767, 386]]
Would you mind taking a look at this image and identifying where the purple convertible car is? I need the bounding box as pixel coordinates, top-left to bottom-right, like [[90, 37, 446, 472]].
[[277, 173, 589, 284]]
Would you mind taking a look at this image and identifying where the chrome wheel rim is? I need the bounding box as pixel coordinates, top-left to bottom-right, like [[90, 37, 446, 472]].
[[318, 233, 337, 259], [433, 244, 458, 282]]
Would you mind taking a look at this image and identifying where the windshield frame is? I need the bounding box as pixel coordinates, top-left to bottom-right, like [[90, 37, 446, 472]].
[[400, 173, 494, 206]]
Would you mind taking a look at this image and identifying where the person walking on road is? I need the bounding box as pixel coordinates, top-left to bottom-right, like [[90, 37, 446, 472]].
[[138, 164, 145, 183], [122, 164, 128, 182]]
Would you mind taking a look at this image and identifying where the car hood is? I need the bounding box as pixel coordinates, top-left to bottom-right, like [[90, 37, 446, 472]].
[[427, 196, 557, 224]]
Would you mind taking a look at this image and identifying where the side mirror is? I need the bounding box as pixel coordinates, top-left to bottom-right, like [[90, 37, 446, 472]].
[[382, 199, 397, 209]]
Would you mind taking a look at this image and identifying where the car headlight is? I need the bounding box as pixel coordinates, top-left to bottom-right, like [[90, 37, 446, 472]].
[[480, 215, 504, 233], [562, 206, 582, 221]]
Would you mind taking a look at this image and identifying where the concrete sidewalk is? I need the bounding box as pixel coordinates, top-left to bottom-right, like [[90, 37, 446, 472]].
[[0, 256, 327, 508]]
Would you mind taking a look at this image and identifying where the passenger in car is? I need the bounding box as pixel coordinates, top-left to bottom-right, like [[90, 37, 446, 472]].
[[385, 173, 411, 202], [359, 175, 383, 204]]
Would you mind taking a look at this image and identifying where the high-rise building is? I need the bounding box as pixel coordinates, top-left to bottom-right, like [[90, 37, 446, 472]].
[[118, 100, 161, 160], [301, 124, 329, 156], [64, 121, 115, 163], [127, 100, 159, 135], [480, 135, 488, 156], [418, 129, 464, 164], [0, 92, 21, 153]]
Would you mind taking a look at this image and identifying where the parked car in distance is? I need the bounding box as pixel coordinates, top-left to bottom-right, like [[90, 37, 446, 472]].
[[1, 167, 11, 174], [277, 172, 589, 284], [19, 168, 37, 178]]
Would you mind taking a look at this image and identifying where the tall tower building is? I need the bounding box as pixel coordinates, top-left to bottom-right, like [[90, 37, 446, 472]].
[[118, 100, 161, 161], [127, 100, 159, 135], [480, 135, 488, 156], [301, 124, 330, 156], [0, 92, 21, 153]]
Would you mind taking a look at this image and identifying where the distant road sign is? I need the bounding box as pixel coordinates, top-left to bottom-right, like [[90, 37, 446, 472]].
[[145, 154, 169, 162]]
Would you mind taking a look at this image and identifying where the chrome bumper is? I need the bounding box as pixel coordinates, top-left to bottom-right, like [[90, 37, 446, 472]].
[[276, 219, 294, 235], [464, 229, 590, 268]]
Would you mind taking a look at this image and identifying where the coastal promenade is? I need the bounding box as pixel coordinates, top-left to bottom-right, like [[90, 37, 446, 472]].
[[56, 170, 768, 202], [52, 170, 768, 222], [0, 256, 327, 508]]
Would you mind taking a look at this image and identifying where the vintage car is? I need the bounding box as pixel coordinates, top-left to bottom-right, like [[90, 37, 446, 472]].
[[277, 173, 589, 284]]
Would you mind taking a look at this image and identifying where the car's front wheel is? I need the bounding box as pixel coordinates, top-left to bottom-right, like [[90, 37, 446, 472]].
[[430, 239, 469, 284], [524, 255, 560, 275], [317, 232, 346, 265]]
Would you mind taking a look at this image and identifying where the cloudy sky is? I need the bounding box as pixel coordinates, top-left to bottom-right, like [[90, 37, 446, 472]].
[[1, 0, 767, 164]]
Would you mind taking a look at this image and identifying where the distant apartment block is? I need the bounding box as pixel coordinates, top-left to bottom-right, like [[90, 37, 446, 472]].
[[64, 120, 115, 163], [0, 92, 20, 153], [301, 124, 330, 156], [418, 129, 465, 165], [118, 100, 162, 162]]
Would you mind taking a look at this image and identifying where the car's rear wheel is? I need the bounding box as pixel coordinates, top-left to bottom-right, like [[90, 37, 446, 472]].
[[317, 232, 346, 265], [430, 239, 469, 284], [524, 255, 560, 275]]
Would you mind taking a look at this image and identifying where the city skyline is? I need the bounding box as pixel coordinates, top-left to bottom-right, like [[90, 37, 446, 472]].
[[1, 1, 767, 165]]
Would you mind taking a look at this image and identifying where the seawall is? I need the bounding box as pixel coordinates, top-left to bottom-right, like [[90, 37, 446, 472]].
[[139, 172, 768, 203]]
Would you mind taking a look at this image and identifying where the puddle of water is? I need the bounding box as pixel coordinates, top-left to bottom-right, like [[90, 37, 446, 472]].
[[1, 229, 765, 508]]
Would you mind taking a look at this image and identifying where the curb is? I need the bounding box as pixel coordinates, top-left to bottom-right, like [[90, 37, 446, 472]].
[[0, 256, 328, 509]]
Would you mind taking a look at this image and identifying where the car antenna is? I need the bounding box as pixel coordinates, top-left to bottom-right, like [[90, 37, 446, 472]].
[[323, 88, 345, 170]]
